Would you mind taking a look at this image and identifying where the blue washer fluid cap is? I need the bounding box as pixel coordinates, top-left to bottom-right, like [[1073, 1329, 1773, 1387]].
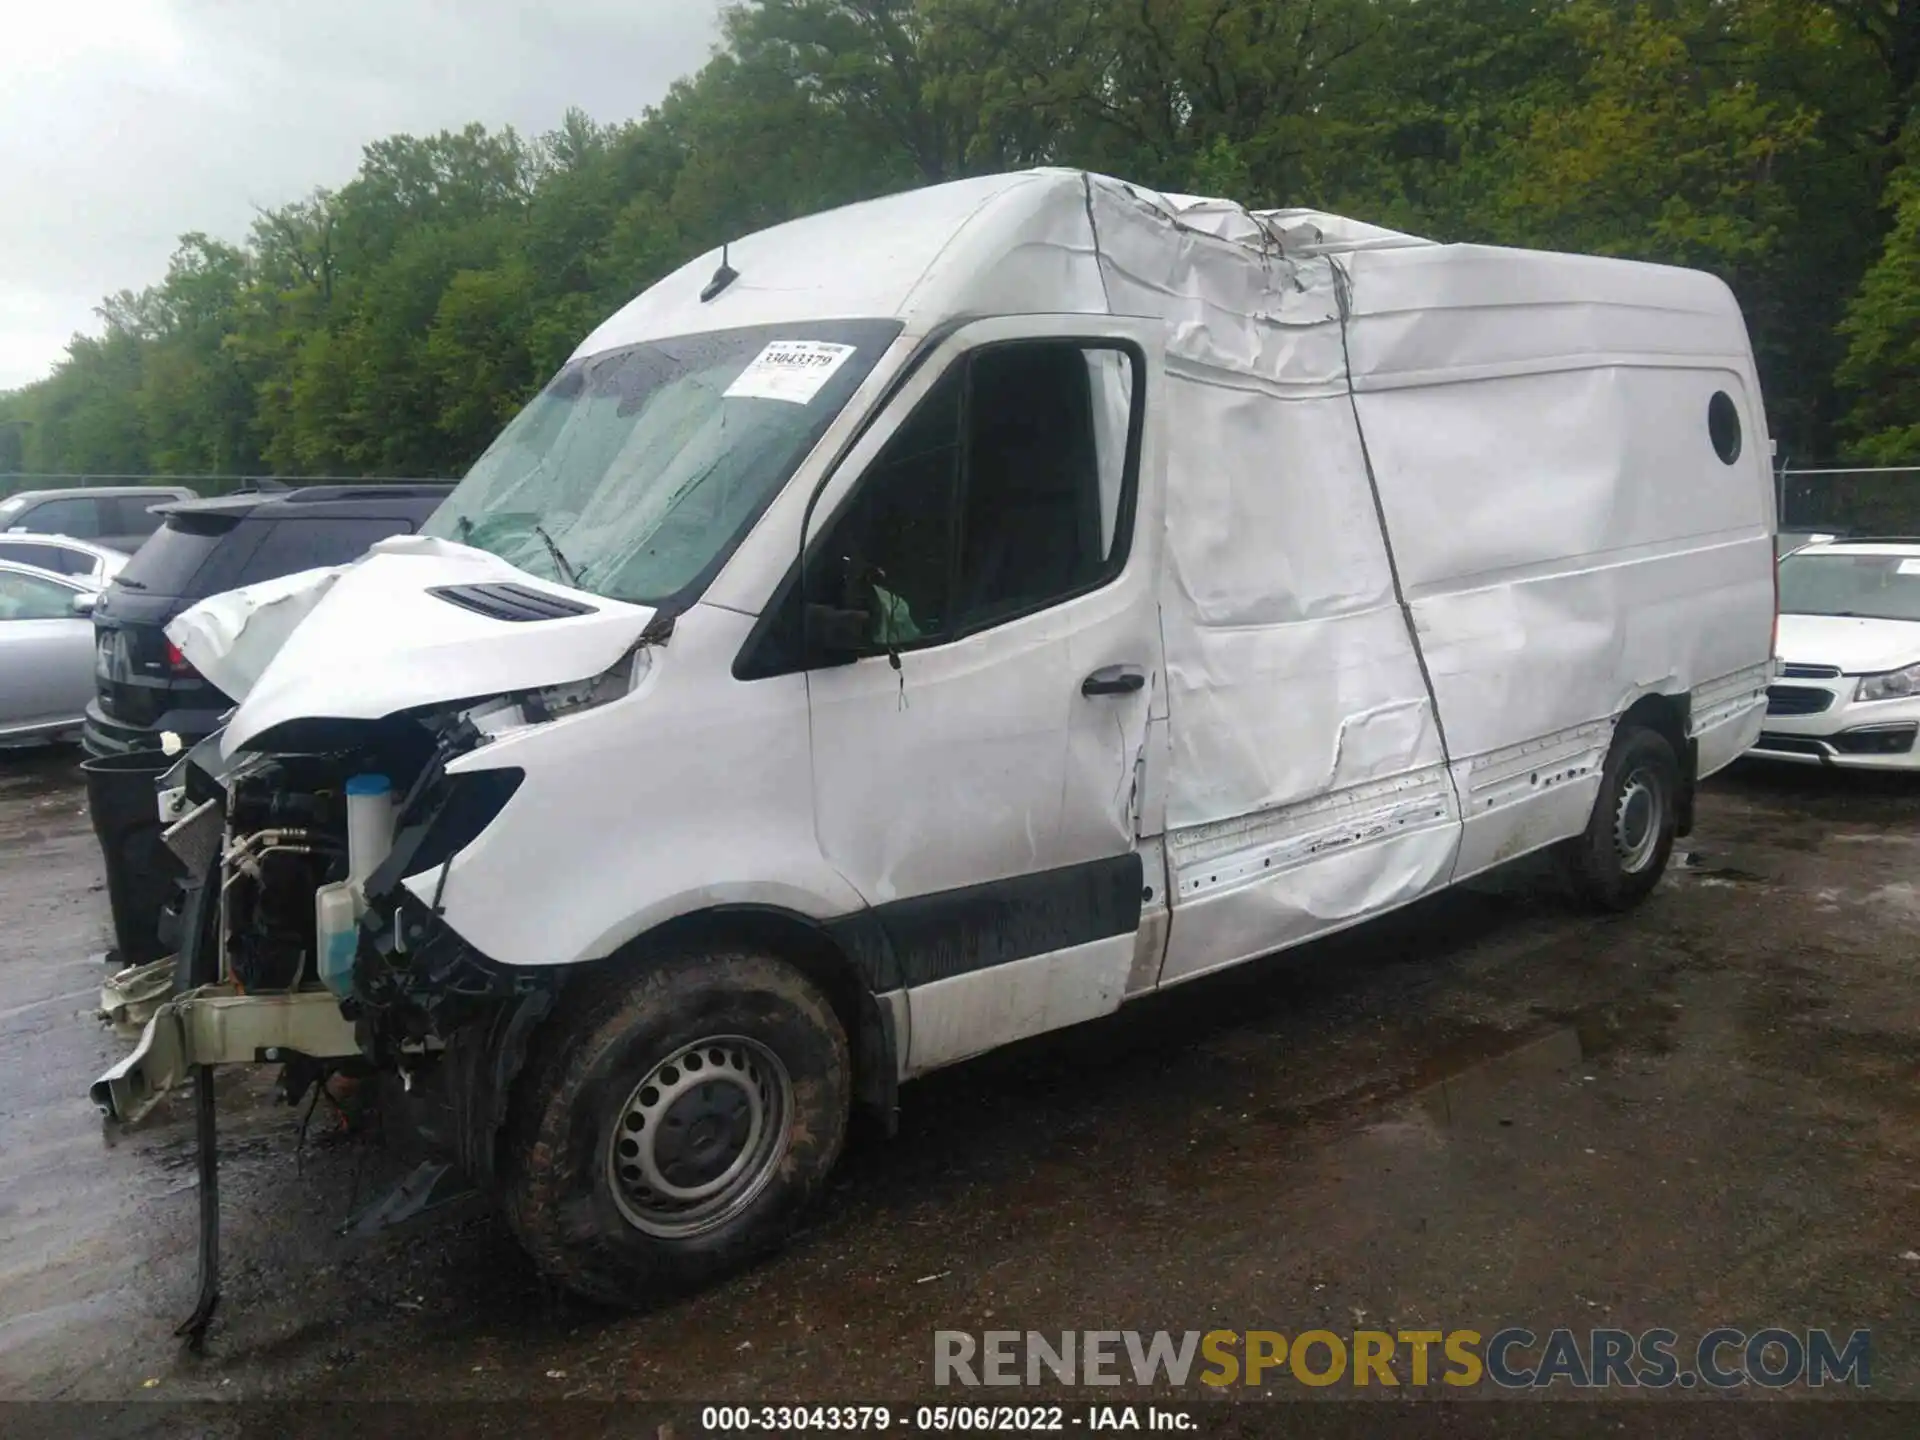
[[345, 773, 392, 798]]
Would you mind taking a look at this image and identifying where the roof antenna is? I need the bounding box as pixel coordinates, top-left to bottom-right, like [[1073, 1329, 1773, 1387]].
[[701, 243, 740, 303]]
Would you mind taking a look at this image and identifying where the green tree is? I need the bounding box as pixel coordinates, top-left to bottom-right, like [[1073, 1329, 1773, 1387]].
[[1839, 139, 1920, 454], [1, 0, 1909, 472]]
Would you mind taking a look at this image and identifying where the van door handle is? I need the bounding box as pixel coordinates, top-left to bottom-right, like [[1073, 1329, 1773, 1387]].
[[1081, 665, 1146, 697]]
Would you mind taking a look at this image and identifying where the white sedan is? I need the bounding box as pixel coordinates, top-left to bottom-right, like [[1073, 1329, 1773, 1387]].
[[0, 560, 102, 746], [0, 532, 127, 585], [1752, 539, 1920, 768]]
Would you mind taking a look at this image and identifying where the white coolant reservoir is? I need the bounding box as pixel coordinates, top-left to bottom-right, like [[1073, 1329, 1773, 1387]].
[[319, 774, 396, 998], [314, 880, 360, 997], [345, 773, 395, 885]]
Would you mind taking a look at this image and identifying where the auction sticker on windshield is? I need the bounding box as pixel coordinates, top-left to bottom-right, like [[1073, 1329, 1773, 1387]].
[[724, 340, 857, 404]]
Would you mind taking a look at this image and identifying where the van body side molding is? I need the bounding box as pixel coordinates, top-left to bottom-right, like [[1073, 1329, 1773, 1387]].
[[825, 851, 1144, 993]]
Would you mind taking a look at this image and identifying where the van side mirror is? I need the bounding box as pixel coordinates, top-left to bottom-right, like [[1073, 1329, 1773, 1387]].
[[71, 591, 97, 617], [804, 601, 870, 664]]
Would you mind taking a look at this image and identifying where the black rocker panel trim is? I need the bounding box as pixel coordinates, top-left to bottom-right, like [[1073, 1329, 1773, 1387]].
[[825, 851, 1143, 993]]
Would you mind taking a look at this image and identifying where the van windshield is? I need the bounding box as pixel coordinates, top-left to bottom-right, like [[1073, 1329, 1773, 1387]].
[[1779, 550, 1920, 622], [425, 320, 900, 604]]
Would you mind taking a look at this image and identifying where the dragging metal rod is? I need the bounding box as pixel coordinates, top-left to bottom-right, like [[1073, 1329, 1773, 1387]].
[[175, 1063, 219, 1350]]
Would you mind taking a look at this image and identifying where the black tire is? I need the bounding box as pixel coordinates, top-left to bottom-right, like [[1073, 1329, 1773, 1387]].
[[501, 948, 850, 1307], [1556, 724, 1681, 911]]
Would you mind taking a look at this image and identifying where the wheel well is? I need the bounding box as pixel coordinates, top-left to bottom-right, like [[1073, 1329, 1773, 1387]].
[[616, 905, 898, 1132], [1618, 692, 1696, 834]]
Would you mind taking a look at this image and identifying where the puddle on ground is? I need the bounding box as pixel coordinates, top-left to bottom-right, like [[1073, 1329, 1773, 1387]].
[[1676, 850, 1769, 885], [1410, 1025, 1587, 1130], [1394, 996, 1682, 1134], [1227, 1024, 1654, 1158]]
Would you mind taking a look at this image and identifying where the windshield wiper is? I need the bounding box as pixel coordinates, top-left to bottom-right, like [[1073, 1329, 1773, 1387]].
[[112, 576, 146, 590], [533, 524, 581, 588]]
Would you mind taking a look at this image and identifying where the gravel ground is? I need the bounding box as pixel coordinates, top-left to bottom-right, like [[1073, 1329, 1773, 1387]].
[[0, 743, 1914, 1427]]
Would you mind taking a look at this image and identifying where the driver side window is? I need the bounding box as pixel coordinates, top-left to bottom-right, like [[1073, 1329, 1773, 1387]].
[[14, 497, 101, 538], [809, 367, 961, 645], [803, 339, 1140, 657]]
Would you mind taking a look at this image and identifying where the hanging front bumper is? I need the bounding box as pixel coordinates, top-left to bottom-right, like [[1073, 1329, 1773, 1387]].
[[91, 984, 362, 1126]]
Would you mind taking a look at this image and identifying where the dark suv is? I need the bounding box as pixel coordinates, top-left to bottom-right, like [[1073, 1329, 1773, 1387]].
[[82, 484, 452, 756]]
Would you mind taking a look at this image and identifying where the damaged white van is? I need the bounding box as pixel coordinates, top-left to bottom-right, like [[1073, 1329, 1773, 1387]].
[[95, 170, 1776, 1316]]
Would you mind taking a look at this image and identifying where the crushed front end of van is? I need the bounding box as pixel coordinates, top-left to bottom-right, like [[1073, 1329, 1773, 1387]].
[[87, 538, 703, 1340]]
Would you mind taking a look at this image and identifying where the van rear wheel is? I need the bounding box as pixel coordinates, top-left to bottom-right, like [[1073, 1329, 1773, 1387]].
[[502, 948, 850, 1307], [1556, 724, 1680, 911]]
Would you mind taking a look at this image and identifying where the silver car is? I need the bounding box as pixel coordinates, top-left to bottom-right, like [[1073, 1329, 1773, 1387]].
[[0, 559, 102, 745], [0, 533, 128, 585]]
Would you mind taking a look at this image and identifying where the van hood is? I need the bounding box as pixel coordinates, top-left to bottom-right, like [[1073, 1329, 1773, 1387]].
[[168, 534, 656, 756], [1776, 612, 1920, 675]]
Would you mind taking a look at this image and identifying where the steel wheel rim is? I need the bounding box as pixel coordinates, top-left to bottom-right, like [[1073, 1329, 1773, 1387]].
[[1613, 766, 1663, 874], [607, 1035, 792, 1239]]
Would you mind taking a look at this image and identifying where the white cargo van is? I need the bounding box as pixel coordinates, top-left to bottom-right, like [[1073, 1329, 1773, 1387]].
[[97, 170, 1775, 1312]]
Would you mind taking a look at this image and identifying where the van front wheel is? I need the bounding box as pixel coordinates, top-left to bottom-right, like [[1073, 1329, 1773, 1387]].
[[502, 948, 850, 1307], [1556, 724, 1680, 911]]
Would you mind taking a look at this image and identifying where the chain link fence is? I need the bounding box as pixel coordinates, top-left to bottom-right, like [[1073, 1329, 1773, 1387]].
[[8, 463, 1920, 534], [1777, 465, 1920, 536]]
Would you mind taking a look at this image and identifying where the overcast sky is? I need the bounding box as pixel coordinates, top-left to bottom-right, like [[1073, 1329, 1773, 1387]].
[[0, 0, 726, 391]]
